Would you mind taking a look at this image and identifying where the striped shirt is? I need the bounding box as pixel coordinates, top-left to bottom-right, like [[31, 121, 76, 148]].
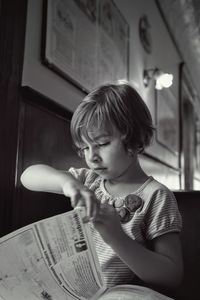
[[68, 167, 182, 287]]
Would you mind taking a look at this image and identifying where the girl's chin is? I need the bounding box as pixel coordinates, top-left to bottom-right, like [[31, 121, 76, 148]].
[[92, 169, 118, 180], [93, 169, 108, 175], [94, 171, 110, 179]]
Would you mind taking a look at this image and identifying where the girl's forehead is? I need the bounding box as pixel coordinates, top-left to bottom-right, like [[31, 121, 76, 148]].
[[83, 129, 112, 141], [79, 126, 121, 144]]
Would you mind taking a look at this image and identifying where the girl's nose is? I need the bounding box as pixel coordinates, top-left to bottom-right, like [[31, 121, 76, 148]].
[[88, 147, 100, 162]]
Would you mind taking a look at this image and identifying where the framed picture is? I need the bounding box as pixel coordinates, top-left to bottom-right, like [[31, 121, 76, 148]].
[[42, 0, 129, 92], [155, 88, 179, 155]]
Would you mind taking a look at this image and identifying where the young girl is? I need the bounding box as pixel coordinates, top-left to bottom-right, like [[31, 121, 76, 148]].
[[21, 83, 183, 292]]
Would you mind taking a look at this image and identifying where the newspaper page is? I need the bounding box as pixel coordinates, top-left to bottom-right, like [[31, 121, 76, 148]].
[[97, 285, 174, 300], [0, 208, 106, 300]]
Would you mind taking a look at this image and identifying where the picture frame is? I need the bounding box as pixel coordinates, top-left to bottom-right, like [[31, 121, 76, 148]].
[[42, 0, 129, 92], [155, 88, 179, 155]]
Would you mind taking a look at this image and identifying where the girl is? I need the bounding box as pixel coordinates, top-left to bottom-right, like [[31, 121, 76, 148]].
[[21, 83, 183, 292]]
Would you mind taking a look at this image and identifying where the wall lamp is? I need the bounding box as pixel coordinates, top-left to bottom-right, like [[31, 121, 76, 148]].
[[143, 68, 173, 90]]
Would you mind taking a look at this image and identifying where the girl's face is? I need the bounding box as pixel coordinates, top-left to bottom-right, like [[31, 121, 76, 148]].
[[79, 127, 136, 182]]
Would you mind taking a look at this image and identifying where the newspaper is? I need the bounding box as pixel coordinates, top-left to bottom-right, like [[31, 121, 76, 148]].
[[0, 207, 106, 300], [97, 285, 174, 300], [0, 207, 174, 300]]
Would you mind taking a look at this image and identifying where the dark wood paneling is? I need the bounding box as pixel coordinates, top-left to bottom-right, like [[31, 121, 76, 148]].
[[0, 0, 27, 236], [13, 88, 85, 231]]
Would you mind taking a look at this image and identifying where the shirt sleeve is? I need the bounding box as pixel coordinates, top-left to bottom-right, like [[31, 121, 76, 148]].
[[144, 189, 182, 240], [68, 167, 89, 184], [68, 167, 99, 189]]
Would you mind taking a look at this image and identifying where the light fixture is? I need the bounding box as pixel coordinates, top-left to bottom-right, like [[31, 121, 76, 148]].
[[143, 68, 173, 90], [117, 79, 129, 84]]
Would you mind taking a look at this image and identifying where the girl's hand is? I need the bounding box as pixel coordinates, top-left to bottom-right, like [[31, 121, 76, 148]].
[[93, 203, 124, 244], [62, 181, 100, 222]]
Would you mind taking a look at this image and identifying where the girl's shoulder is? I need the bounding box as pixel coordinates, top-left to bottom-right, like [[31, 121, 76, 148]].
[[142, 176, 173, 195], [139, 176, 176, 205]]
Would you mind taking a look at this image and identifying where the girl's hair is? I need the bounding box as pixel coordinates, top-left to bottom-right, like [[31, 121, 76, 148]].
[[70, 83, 155, 154]]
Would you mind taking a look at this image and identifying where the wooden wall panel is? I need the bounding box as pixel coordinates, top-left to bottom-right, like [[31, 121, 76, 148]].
[[13, 88, 85, 231], [0, 0, 27, 236]]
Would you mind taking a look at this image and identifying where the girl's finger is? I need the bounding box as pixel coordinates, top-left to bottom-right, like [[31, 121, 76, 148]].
[[70, 192, 82, 208], [81, 189, 98, 218], [85, 192, 95, 218]]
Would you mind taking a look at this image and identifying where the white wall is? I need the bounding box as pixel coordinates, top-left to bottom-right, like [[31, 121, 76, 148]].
[[115, 0, 181, 169]]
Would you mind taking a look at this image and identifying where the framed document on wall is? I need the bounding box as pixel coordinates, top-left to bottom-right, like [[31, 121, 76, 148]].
[[42, 0, 129, 92]]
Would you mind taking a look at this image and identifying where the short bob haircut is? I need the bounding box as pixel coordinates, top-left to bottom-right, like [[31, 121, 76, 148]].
[[70, 83, 155, 155]]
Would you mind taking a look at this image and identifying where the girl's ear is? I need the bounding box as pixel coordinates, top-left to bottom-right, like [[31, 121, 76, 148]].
[[120, 135, 130, 153], [127, 149, 134, 157], [120, 134, 127, 145], [137, 143, 144, 154], [120, 134, 138, 156], [127, 145, 142, 157]]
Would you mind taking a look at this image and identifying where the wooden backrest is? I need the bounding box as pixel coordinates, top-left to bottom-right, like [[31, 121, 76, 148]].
[[173, 191, 200, 300]]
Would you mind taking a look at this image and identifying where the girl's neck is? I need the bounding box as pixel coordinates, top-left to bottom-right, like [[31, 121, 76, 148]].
[[105, 161, 149, 197], [109, 157, 147, 183]]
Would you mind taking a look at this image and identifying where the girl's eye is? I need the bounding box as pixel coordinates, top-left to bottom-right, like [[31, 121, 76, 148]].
[[98, 142, 110, 147], [77, 142, 110, 157], [77, 146, 88, 158], [81, 146, 89, 151]]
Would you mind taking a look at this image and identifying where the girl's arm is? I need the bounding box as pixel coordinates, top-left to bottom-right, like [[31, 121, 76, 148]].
[[93, 203, 183, 290], [20, 164, 99, 220], [110, 230, 183, 290]]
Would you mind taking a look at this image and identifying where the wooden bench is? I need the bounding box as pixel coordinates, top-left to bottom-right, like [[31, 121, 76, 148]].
[[173, 191, 200, 300]]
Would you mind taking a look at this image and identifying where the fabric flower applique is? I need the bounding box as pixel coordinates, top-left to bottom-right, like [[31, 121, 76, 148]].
[[113, 194, 143, 223]]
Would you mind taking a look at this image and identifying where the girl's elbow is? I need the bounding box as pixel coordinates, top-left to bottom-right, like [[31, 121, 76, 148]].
[[172, 265, 184, 288], [150, 263, 184, 291], [20, 170, 32, 190], [20, 165, 38, 190], [163, 255, 184, 289], [162, 264, 184, 290]]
